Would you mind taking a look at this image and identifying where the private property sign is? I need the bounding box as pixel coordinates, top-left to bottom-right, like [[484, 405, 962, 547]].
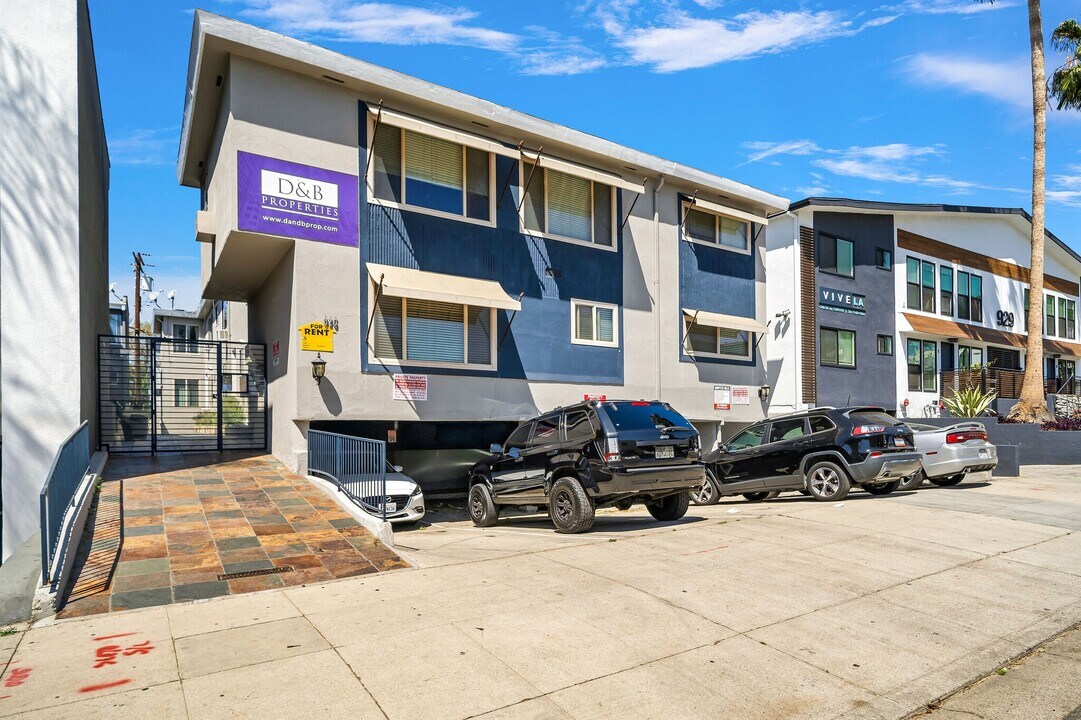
[[392, 374, 428, 401], [819, 287, 867, 315], [237, 152, 358, 247]]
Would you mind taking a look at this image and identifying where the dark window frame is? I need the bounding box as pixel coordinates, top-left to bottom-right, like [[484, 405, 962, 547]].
[[874, 247, 892, 271], [819, 233, 855, 278], [939, 266, 954, 316], [906, 338, 937, 392], [820, 326, 857, 369], [876, 334, 893, 356]]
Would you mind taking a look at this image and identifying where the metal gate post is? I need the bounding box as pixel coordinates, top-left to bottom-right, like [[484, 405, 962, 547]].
[[150, 338, 158, 455], [216, 343, 224, 452]]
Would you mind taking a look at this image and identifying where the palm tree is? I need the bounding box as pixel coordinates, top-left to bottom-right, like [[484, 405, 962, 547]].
[[1050, 19, 1081, 111], [985, 0, 1054, 423]]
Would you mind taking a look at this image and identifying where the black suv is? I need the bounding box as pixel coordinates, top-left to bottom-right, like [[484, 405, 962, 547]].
[[467, 400, 706, 533], [698, 407, 922, 503]]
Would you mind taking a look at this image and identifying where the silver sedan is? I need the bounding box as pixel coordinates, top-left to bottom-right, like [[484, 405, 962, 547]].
[[900, 422, 997, 490]]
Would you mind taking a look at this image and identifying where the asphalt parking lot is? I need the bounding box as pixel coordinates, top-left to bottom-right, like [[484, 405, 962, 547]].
[[3, 467, 1080, 719]]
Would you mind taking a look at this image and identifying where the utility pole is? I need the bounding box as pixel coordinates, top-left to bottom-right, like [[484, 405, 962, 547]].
[[133, 252, 146, 336]]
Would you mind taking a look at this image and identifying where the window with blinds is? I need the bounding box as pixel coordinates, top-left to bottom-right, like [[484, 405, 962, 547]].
[[684, 320, 751, 358], [522, 162, 615, 247], [372, 294, 495, 367], [572, 301, 617, 346], [682, 204, 751, 253], [370, 126, 491, 221]]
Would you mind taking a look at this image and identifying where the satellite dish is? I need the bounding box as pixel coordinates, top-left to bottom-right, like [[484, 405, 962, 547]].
[[109, 282, 116, 293], [166, 290, 176, 300], [148, 291, 160, 306]]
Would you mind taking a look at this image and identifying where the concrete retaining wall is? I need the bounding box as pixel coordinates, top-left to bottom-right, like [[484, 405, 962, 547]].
[[911, 417, 1081, 466]]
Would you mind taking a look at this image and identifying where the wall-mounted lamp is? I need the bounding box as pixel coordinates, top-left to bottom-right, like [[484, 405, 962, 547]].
[[758, 385, 771, 401], [311, 353, 327, 384], [774, 310, 791, 320]]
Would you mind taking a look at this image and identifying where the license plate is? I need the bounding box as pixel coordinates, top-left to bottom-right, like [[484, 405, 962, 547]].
[[893, 437, 906, 448], [655, 446, 675, 459], [978, 449, 989, 459], [383, 502, 397, 513]]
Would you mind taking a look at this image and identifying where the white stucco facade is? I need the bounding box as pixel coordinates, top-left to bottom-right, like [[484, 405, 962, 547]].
[[0, 0, 109, 560]]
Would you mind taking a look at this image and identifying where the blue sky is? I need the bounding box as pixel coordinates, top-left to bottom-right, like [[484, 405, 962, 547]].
[[93, 0, 1081, 311]]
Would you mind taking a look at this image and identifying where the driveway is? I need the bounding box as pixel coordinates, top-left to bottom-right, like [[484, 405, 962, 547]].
[[2, 468, 1079, 719]]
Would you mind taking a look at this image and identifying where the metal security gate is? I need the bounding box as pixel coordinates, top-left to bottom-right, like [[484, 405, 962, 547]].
[[99, 335, 267, 453]]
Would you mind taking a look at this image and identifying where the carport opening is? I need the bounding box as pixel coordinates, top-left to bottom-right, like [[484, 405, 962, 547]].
[[310, 420, 519, 497]]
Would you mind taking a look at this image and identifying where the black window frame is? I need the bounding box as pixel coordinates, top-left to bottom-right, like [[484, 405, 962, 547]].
[[819, 234, 855, 278], [874, 247, 892, 271], [820, 327, 857, 369], [562, 410, 595, 443], [529, 415, 560, 448], [906, 338, 937, 392], [939, 266, 953, 316], [876, 334, 893, 356]]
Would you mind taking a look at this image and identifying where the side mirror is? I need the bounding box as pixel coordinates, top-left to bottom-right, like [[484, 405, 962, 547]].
[[490, 443, 503, 454], [392, 465, 404, 473]]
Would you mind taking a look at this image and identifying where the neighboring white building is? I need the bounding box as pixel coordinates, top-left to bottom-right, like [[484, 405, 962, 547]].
[[0, 0, 109, 560], [766, 198, 1081, 418], [177, 12, 788, 487]]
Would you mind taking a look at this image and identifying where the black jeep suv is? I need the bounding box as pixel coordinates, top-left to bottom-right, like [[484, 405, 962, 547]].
[[698, 407, 922, 504], [467, 400, 706, 533]]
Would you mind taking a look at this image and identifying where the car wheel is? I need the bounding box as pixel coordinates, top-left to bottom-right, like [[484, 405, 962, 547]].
[[863, 480, 900, 496], [929, 474, 965, 487], [742, 491, 771, 502], [805, 461, 851, 501], [468, 482, 499, 527], [691, 470, 721, 506], [646, 490, 691, 522], [549, 477, 595, 534], [897, 469, 925, 492]]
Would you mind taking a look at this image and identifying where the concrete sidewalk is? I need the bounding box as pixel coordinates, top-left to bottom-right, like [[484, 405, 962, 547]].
[[1, 468, 1080, 719]]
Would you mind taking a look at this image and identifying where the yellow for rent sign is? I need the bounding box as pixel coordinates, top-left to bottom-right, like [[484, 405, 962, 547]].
[[299, 322, 335, 353]]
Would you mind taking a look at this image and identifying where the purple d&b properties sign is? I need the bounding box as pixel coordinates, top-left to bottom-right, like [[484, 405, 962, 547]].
[[237, 151, 359, 247]]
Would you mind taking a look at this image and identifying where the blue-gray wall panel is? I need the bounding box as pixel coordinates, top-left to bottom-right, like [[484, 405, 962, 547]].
[[813, 211, 897, 408], [359, 102, 623, 383]]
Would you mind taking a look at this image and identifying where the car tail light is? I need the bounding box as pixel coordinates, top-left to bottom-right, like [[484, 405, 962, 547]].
[[869, 451, 883, 458], [604, 437, 620, 462], [631, 401, 650, 406], [851, 425, 886, 436], [947, 430, 988, 444]]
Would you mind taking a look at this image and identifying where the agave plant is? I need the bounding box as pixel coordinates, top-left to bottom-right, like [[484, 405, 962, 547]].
[[942, 385, 998, 418]]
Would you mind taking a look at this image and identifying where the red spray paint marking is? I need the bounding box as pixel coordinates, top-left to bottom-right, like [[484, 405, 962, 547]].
[[2, 668, 31, 688], [93, 640, 155, 668], [92, 633, 136, 642], [79, 679, 132, 693]]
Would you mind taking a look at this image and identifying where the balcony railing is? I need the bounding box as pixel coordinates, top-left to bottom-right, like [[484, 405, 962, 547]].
[[942, 368, 1081, 399]]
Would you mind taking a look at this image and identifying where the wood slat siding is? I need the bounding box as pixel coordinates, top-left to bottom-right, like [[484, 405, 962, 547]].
[[897, 228, 1079, 296], [902, 312, 1081, 357], [800, 226, 817, 404]]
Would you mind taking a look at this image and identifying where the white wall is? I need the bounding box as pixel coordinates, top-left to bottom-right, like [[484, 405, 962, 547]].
[[0, 0, 107, 560], [764, 211, 803, 414]]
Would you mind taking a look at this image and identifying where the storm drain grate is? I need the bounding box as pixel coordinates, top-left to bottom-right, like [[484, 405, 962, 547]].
[[218, 566, 294, 581]]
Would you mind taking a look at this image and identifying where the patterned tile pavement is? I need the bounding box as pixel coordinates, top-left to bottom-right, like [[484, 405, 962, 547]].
[[57, 452, 407, 618]]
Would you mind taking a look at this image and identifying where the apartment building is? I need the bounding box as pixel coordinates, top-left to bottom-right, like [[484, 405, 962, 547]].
[[766, 198, 1081, 418], [178, 12, 787, 486]]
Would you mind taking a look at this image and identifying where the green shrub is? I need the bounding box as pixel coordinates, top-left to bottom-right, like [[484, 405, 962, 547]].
[[942, 385, 997, 418]]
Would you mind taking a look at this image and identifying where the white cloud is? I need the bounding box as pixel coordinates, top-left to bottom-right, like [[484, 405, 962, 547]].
[[238, 1, 518, 51], [904, 53, 1031, 109], [518, 51, 608, 76], [109, 127, 178, 166], [740, 140, 822, 165], [879, 0, 1016, 16], [618, 10, 853, 72], [1049, 166, 1081, 207]]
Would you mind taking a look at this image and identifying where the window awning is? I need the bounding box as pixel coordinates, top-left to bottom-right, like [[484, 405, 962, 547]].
[[521, 149, 645, 194], [902, 313, 1081, 356], [688, 196, 770, 226], [373, 108, 520, 159], [683, 308, 768, 334], [368, 263, 522, 311]]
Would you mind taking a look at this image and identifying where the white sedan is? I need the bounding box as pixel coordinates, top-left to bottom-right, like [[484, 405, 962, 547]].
[[900, 422, 998, 490], [364, 463, 426, 524]]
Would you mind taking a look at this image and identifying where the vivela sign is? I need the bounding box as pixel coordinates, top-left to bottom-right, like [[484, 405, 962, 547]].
[[819, 287, 866, 315], [238, 151, 359, 247]]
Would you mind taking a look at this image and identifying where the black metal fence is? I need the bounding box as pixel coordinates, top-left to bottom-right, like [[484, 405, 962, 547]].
[[39, 421, 90, 583], [308, 430, 388, 520], [99, 336, 266, 453]]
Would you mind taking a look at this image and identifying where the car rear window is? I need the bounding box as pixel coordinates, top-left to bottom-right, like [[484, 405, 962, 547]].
[[849, 411, 903, 427], [602, 402, 690, 431]]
